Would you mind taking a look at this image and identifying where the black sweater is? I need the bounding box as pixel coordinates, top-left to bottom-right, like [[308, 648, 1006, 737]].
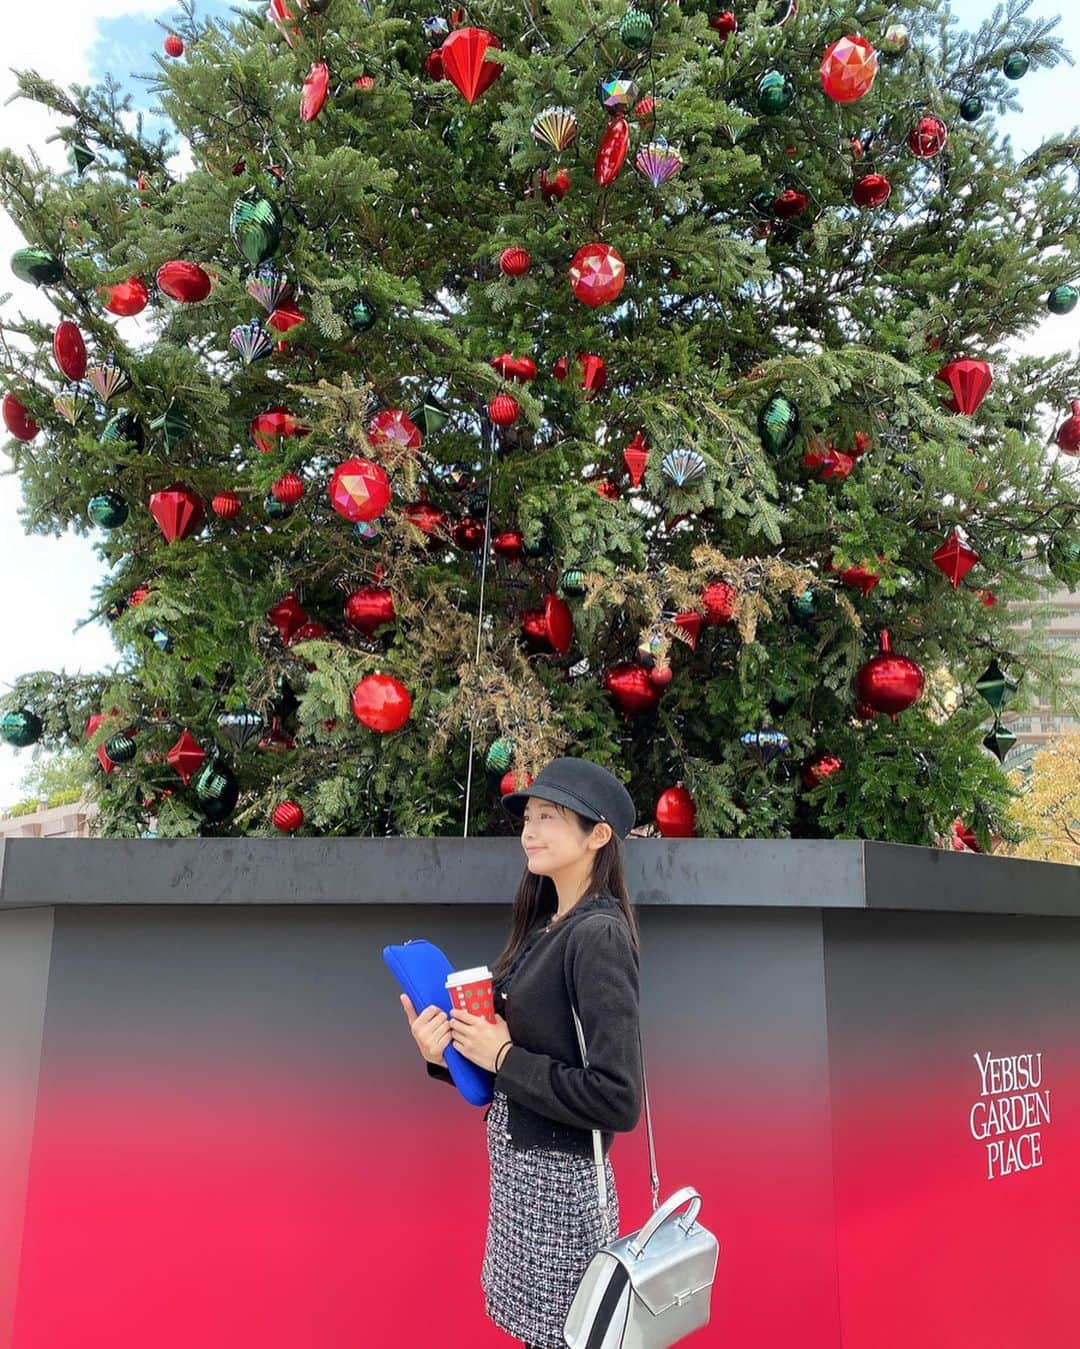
[[426, 894, 643, 1158]]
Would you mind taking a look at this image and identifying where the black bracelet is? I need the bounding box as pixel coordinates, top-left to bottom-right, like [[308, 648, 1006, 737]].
[[494, 1040, 513, 1073]]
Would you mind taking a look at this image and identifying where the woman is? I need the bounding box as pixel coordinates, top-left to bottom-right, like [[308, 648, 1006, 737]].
[[401, 755, 644, 1348]]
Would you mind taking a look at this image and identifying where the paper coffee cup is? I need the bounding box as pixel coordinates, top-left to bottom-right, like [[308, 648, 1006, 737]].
[[445, 965, 496, 1022]]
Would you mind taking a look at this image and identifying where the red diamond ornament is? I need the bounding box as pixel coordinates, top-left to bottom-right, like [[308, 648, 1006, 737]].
[[932, 529, 979, 587], [623, 431, 649, 486], [149, 481, 205, 542], [936, 358, 992, 415], [167, 730, 206, 786], [440, 27, 503, 103]]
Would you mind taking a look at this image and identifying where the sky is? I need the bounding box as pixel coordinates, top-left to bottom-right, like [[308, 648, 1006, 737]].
[[0, 0, 1077, 808]]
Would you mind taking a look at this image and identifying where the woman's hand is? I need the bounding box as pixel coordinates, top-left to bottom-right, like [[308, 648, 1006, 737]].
[[450, 1006, 513, 1073], [400, 994, 453, 1067]]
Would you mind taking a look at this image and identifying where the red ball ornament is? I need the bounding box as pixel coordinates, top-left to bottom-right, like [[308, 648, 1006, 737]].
[[328, 457, 391, 522], [819, 34, 878, 103], [100, 277, 149, 316], [772, 189, 808, 219], [802, 751, 843, 789], [271, 472, 305, 505], [424, 48, 444, 80], [369, 407, 422, 452], [403, 501, 447, 536], [492, 528, 525, 559], [164, 34, 184, 57], [452, 515, 486, 549], [569, 243, 625, 307], [655, 784, 696, 837], [520, 594, 574, 655], [156, 260, 212, 303], [488, 393, 520, 426], [53, 320, 87, 381], [500, 768, 534, 795], [351, 672, 412, 732], [1054, 400, 1080, 454], [854, 629, 924, 719], [700, 580, 737, 624], [211, 491, 242, 519], [935, 358, 992, 415], [272, 801, 304, 832], [250, 405, 310, 454], [908, 115, 948, 158], [440, 26, 503, 103], [2, 392, 39, 441], [595, 114, 629, 187], [539, 168, 571, 203], [344, 585, 396, 635], [604, 662, 662, 715], [648, 663, 673, 688], [300, 61, 330, 123], [852, 172, 891, 207], [491, 354, 537, 382], [709, 11, 737, 36], [499, 246, 531, 277], [149, 481, 205, 543]]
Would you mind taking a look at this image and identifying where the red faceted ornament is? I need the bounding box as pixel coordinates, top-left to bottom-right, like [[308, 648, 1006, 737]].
[[2, 392, 39, 441], [553, 356, 570, 381], [851, 430, 871, 457], [149, 481, 205, 542], [852, 172, 891, 207], [802, 751, 843, 789], [488, 393, 520, 426], [655, 784, 696, 837], [595, 114, 629, 187], [287, 619, 329, 648], [623, 431, 650, 486], [250, 405, 310, 453], [370, 407, 422, 452], [440, 27, 503, 103], [673, 610, 703, 650], [272, 472, 305, 505], [603, 662, 663, 715], [500, 768, 534, 795], [593, 477, 620, 500], [836, 561, 880, 595], [452, 515, 486, 549], [167, 730, 206, 787], [539, 168, 571, 203], [701, 580, 737, 624], [344, 584, 396, 635], [301, 61, 330, 122], [267, 593, 309, 644], [908, 115, 948, 158], [932, 529, 979, 587], [211, 491, 242, 519], [1054, 399, 1080, 454], [578, 354, 607, 398], [156, 260, 212, 303], [53, 321, 87, 381], [491, 353, 537, 381], [492, 528, 525, 559], [403, 501, 447, 537], [101, 277, 149, 316], [772, 189, 808, 219], [499, 246, 531, 277], [520, 594, 574, 655], [268, 301, 305, 334], [977, 589, 998, 607], [164, 34, 184, 57], [569, 243, 625, 307], [272, 800, 304, 832], [819, 34, 879, 103], [803, 439, 854, 480], [854, 629, 925, 720], [351, 672, 412, 732], [710, 11, 737, 36], [329, 457, 391, 522], [425, 48, 445, 80], [936, 358, 992, 415]]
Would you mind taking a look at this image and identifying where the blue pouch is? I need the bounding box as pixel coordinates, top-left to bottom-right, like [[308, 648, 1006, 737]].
[[383, 938, 495, 1107]]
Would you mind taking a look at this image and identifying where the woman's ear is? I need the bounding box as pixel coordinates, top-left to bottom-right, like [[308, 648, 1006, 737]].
[[590, 820, 613, 850]]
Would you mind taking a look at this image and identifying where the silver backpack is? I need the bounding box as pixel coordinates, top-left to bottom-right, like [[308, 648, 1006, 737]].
[[563, 1003, 720, 1349]]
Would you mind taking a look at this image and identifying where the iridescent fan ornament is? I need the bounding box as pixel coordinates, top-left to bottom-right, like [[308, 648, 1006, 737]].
[[86, 354, 129, 403], [660, 447, 706, 486], [531, 106, 579, 153], [230, 317, 275, 365], [54, 381, 95, 425], [245, 264, 295, 314], [635, 138, 683, 188]]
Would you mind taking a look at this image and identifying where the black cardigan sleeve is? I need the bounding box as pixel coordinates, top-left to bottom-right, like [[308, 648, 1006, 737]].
[[426, 1059, 454, 1084], [492, 913, 642, 1132]]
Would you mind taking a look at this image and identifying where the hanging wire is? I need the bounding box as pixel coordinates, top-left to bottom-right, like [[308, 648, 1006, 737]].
[[462, 416, 498, 837]]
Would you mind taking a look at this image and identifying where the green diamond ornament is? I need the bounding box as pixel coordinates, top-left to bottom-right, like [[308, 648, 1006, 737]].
[[1047, 285, 1078, 316], [757, 394, 800, 454], [1, 708, 43, 747], [485, 738, 514, 773], [11, 247, 63, 286], [757, 69, 795, 115], [974, 659, 1017, 715], [982, 719, 1017, 764], [101, 410, 144, 450], [150, 400, 192, 449], [105, 732, 137, 764], [411, 395, 449, 436], [619, 8, 654, 50], [88, 491, 129, 529], [230, 188, 283, 268], [69, 142, 96, 176], [959, 94, 984, 122]]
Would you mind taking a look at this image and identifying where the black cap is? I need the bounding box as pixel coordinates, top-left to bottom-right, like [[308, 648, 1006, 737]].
[[501, 756, 636, 838]]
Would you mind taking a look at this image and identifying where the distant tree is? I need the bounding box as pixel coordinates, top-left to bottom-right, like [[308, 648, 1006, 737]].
[[1007, 732, 1080, 863]]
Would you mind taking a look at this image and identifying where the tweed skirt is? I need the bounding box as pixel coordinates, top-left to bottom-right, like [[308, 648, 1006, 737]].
[[481, 1089, 619, 1348]]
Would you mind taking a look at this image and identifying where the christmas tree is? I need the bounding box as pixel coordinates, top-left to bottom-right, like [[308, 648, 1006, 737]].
[[0, 0, 1077, 841]]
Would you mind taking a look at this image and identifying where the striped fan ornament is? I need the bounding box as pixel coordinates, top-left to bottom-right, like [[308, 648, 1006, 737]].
[[740, 727, 791, 766], [661, 447, 706, 486], [245, 263, 295, 313], [54, 381, 95, 425], [530, 105, 579, 153], [635, 137, 683, 187], [230, 317, 275, 365], [86, 355, 129, 403]]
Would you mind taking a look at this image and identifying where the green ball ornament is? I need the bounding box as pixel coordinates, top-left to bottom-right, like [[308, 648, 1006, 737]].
[[11, 247, 63, 287], [230, 187, 283, 268], [1, 708, 43, 748], [105, 732, 137, 764], [346, 297, 378, 332], [194, 759, 240, 821], [485, 738, 514, 773], [757, 394, 800, 454], [959, 94, 984, 121], [757, 69, 796, 115], [559, 567, 587, 596], [619, 8, 654, 50], [88, 492, 129, 529], [1047, 285, 1078, 316], [1002, 50, 1029, 79], [790, 588, 818, 620], [265, 493, 294, 519]]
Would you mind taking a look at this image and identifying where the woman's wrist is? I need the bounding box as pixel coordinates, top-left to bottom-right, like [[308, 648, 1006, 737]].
[[494, 1039, 514, 1073]]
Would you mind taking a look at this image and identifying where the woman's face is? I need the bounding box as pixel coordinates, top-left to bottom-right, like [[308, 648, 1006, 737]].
[[520, 796, 608, 877]]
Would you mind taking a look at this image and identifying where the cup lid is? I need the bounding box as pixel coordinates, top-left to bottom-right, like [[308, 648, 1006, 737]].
[[445, 965, 492, 985]]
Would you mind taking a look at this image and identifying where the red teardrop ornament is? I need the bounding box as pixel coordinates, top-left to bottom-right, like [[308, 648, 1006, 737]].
[[1054, 399, 1080, 454], [595, 114, 629, 187], [344, 585, 397, 635], [301, 61, 330, 122]]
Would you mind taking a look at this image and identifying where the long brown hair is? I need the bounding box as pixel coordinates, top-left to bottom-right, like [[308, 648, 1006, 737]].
[[491, 802, 640, 984]]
